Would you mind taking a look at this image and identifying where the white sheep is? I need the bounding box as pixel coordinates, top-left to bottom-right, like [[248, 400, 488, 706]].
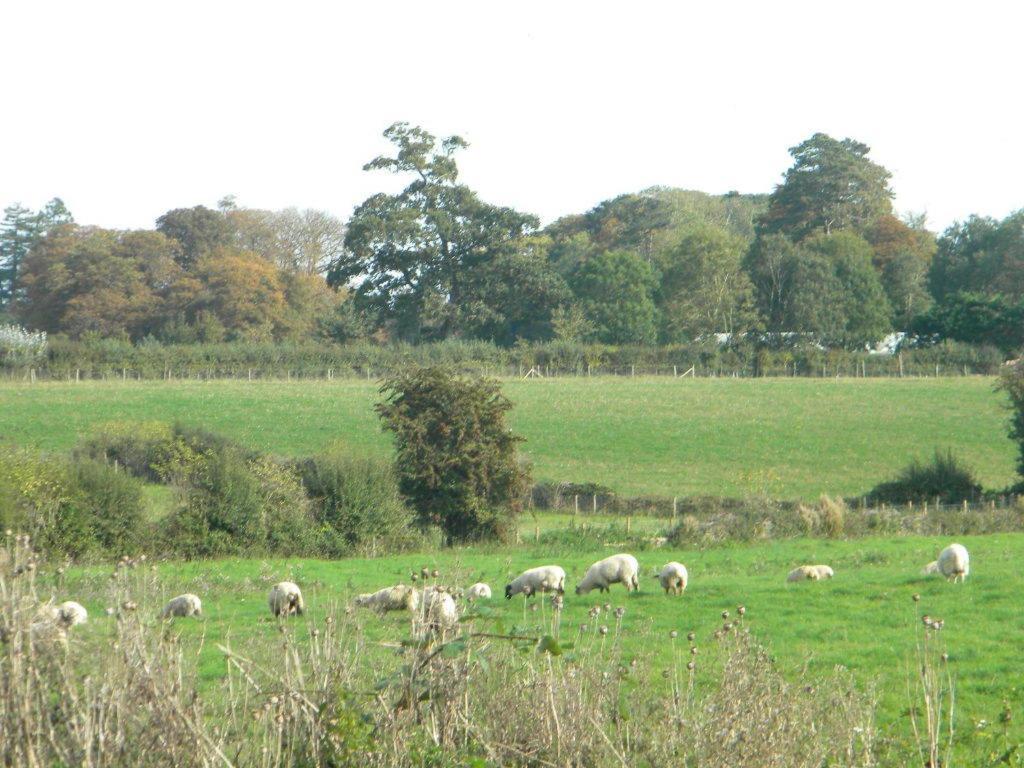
[[936, 543, 970, 582], [465, 583, 492, 601], [268, 582, 304, 617], [922, 560, 940, 576], [354, 584, 420, 612], [54, 600, 88, 628], [421, 588, 459, 632], [657, 562, 688, 595], [575, 554, 640, 595], [161, 594, 202, 618], [505, 565, 566, 599], [786, 564, 834, 583]]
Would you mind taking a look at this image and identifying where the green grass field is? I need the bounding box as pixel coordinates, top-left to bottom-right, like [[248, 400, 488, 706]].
[[53, 533, 1023, 759], [0, 376, 1015, 499]]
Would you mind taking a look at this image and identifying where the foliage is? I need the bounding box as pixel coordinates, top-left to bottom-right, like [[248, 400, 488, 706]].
[[377, 367, 529, 542], [758, 132, 893, 240], [867, 449, 982, 505], [570, 249, 658, 344], [0, 198, 72, 306], [292, 452, 416, 556], [0, 448, 144, 558], [930, 209, 1024, 302], [1000, 363, 1024, 481], [864, 214, 936, 327], [337, 123, 540, 342], [155, 205, 234, 268], [915, 292, 1024, 353], [657, 223, 759, 341]]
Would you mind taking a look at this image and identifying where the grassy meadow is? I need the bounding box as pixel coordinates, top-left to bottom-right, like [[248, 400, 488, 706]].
[[47, 532, 1024, 760], [0, 375, 1016, 499]]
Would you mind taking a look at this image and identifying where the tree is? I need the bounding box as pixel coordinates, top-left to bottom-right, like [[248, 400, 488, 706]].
[[930, 210, 1024, 302], [156, 205, 234, 268], [744, 233, 801, 333], [914, 292, 1024, 352], [570, 249, 658, 344], [376, 367, 529, 543], [336, 123, 538, 342], [798, 231, 892, 348], [999, 363, 1024, 484], [0, 205, 36, 307], [759, 133, 893, 241], [657, 224, 759, 341], [864, 214, 935, 327], [17, 225, 168, 337], [456, 235, 570, 345], [190, 248, 287, 340], [276, 208, 346, 275]]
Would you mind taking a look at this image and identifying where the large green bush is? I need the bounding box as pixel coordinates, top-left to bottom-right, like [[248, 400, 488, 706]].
[[293, 452, 417, 556], [0, 448, 145, 559], [160, 450, 318, 558], [866, 449, 982, 505]]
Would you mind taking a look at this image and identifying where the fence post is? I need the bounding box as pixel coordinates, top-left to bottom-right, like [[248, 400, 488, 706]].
[[593, 494, 597, 514], [75, 368, 80, 382], [574, 494, 579, 516], [963, 499, 968, 513], [626, 516, 632, 534], [631, 365, 635, 377], [535, 525, 540, 543], [30, 368, 36, 384], [673, 365, 678, 377], [672, 496, 678, 525], [898, 353, 904, 378]]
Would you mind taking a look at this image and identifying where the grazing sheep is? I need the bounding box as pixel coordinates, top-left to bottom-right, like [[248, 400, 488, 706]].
[[268, 582, 304, 617], [465, 583, 492, 601], [57, 601, 88, 627], [576, 554, 640, 595], [922, 560, 940, 576], [657, 562, 688, 595], [354, 584, 420, 613], [420, 589, 459, 634], [505, 566, 566, 599], [161, 594, 202, 618], [936, 543, 970, 582], [787, 564, 834, 583]]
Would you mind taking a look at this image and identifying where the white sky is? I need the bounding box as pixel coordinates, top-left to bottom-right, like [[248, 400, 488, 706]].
[[1, 0, 1021, 234]]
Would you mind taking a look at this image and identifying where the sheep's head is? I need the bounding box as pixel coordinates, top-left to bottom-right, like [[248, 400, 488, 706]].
[[289, 594, 302, 615], [504, 584, 513, 599]]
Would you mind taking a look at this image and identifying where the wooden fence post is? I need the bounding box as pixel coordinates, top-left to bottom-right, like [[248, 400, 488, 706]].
[[593, 494, 597, 513], [574, 495, 579, 516], [672, 496, 678, 525]]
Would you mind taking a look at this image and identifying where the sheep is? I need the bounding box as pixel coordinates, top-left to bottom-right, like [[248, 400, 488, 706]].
[[936, 543, 970, 582], [505, 566, 566, 599], [657, 562, 688, 595], [53, 600, 88, 628], [922, 560, 940, 576], [268, 582, 304, 617], [415, 588, 459, 638], [354, 584, 420, 613], [575, 554, 640, 595], [786, 564, 834, 583], [465, 583, 492, 601], [161, 594, 202, 618]]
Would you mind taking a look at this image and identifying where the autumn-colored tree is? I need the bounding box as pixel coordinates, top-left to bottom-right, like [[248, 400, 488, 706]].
[[191, 248, 287, 340], [17, 225, 174, 338], [864, 214, 936, 327], [156, 205, 234, 268]]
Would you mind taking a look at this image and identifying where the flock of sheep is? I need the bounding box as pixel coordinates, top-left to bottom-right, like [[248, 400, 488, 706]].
[[38, 543, 971, 634]]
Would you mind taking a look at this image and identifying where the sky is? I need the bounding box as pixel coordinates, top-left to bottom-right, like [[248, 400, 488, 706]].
[[1, 1, 1022, 234]]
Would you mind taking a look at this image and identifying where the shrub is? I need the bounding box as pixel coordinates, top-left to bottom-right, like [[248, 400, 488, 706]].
[[867, 449, 982, 505], [0, 448, 145, 559], [293, 452, 417, 556], [160, 450, 319, 558], [377, 367, 530, 543]]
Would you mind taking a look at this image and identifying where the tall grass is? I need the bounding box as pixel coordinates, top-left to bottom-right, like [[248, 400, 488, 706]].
[[0, 534, 879, 767]]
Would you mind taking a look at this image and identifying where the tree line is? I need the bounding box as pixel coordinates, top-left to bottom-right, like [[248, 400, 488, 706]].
[[2, 124, 1022, 353]]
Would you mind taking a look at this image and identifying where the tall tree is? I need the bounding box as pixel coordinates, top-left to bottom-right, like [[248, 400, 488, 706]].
[[864, 214, 935, 327], [276, 208, 346, 275], [930, 210, 1024, 302], [759, 133, 894, 241], [156, 205, 234, 268], [336, 123, 538, 341], [0, 205, 36, 307], [570, 249, 658, 344], [657, 224, 759, 341]]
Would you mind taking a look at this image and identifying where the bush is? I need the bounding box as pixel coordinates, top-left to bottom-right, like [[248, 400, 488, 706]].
[[160, 450, 319, 558], [377, 367, 530, 543], [293, 452, 417, 556], [867, 449, 982, 505], [0, 448, 145, 559]]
